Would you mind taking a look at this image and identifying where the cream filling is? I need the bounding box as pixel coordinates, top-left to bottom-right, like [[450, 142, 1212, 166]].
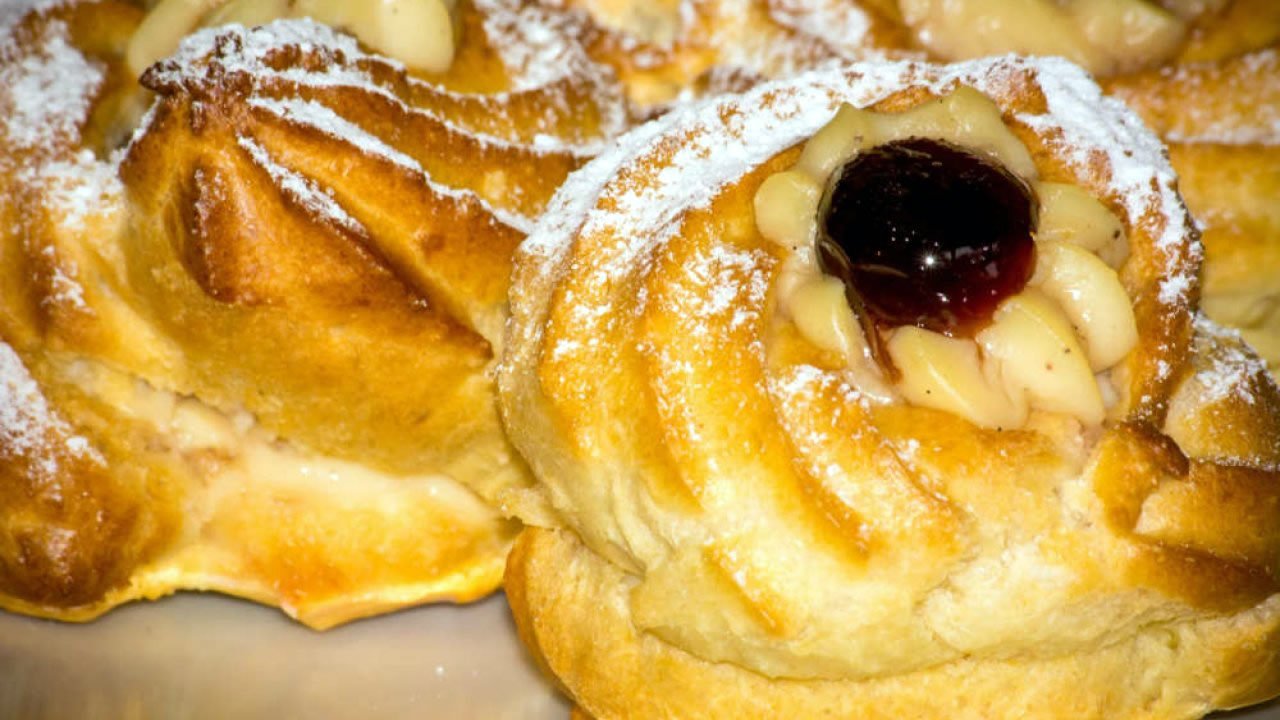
[[127, 0, 462, 77], [896, 0, 1201, 76], [754, 87, 1137, 430], [61, 359, 496, 532]]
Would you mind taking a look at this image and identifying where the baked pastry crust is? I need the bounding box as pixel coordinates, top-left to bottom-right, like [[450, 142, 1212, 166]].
[[509, 523, 1280, 720], [0, 0, 626, 628], [498, 57, 1280, 717]]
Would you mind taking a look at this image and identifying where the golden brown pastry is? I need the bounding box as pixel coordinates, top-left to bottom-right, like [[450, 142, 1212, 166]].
[[0, 0, 626, 628], [498, 56, 1280, 718]]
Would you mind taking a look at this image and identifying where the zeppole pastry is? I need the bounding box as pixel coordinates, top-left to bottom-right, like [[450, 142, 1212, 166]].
[[0, 0, 625, 628], [499, 56, 1280, 718]]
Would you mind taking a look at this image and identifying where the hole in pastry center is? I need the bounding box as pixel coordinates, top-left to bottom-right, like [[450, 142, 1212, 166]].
[[817, 138, 1038, 337]]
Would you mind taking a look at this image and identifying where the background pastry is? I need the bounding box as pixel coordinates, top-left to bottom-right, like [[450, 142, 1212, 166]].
[[0, 0, 626, 628], [539, 0, 919, 108], [498, 57, 1280, 718], [1105, 51, 1280, 374]]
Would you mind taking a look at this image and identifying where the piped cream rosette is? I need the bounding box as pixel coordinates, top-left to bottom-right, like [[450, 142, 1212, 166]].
[[498, 57, 1280, 719], [755, 87, 1137, 430]]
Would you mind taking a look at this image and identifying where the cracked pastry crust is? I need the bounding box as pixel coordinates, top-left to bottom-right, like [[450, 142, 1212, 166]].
[[0, 0, 626, 628], [497, 57, 1280, 718]]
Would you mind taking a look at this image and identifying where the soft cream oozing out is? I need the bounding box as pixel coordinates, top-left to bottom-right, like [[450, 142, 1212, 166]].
[[896, 0, 1218, 76], [754, 87, 1139, 429], [127, 0, 461, 76], [61, 358, 492, 524]]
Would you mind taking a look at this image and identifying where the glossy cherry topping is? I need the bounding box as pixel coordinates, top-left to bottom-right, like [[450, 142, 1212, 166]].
[[818, 138, 1037, 336]]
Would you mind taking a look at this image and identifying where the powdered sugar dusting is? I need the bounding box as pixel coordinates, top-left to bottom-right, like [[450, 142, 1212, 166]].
[[40, 245, 88, 311], [237, 135, 366, 237], [0, 340, 101, 478], [147, 17, 628, 233], [692, 0, 886, 84], [1192, 314, 1265, 408], [152, 17, 624, 152], [765, 0, 873, 60], [594, 0, 908, 90], [156, 16, 366, 78], [765, 364, 871, 464], [18, 148, 124, 231], [0, 0, 70, 40], [2, 10, 120, 316], [1161, 49, 1280, 146], [531, 55, 1194, 270], [472, 0, 628, 137], [249, 95, 535, 234], [1018, 57, 1199, 311], [1, 19, 102, 152], [769, 363, 865, 411], [696, 243, 770, 330], [478, 0, 593, 91]]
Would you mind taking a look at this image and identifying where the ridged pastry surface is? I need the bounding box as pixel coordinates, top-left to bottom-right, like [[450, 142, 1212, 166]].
[[498, 57, 1280, 717], [0, 0, 626, 628]]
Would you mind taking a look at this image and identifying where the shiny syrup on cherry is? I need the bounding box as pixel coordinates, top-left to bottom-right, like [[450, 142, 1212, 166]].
[[818, 138, 1038, 337]]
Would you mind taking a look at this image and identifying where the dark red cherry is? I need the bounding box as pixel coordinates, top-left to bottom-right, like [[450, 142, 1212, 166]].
[[817, 138, 1037, 337]]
